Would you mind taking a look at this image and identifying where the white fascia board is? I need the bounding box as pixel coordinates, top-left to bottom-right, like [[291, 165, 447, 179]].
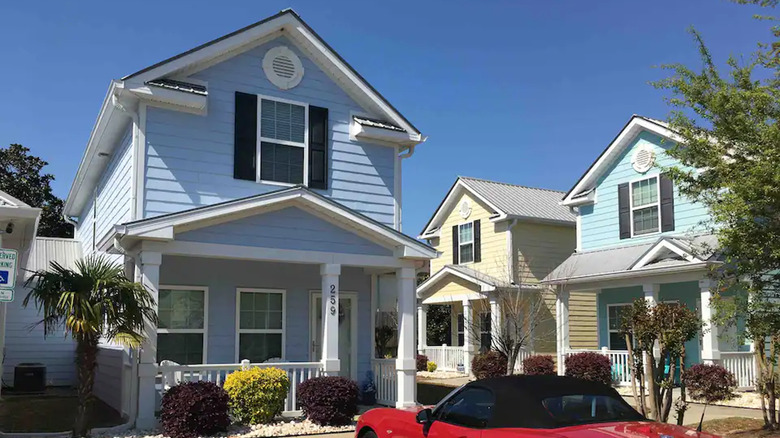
[[422, 291, 489, 305], [630, 239, 702, 271], [416, 266, 494, 297], [352, 124, 417, 146], [420, 179, 506, 237], [562, 117, 683, 206], [561, 190, 596, 207], [0, 205, 41, 220], [125, 83, 207, 115]]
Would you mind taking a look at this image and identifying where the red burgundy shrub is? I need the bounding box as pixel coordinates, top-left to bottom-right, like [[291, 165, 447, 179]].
[[417, 354, 429, 372], [564, 352, 613, 386], [684, 363, 737, 404], [298, 376, 359, 425], [161, 381, 231, 438], [472, 351, 508, 379], [522, 355, 555, 376]]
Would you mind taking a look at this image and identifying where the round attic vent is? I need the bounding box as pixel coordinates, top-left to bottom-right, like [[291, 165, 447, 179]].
[[459, 199, 472, 219], [262, 46, 304, 90], [631, 145, 656, 173]]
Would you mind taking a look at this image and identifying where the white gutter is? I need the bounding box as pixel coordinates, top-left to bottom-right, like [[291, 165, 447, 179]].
[[543, 261, 716, 285]]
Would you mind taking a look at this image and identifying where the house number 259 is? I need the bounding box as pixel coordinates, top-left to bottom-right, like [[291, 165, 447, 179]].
[[329, 284, 337, 316]]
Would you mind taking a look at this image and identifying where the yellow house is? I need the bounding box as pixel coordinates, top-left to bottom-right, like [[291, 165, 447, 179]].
[[416, 177, 597, 374]]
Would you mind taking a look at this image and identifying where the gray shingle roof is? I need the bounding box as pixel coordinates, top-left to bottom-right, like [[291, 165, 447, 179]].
[[459, 177, 575, 224]]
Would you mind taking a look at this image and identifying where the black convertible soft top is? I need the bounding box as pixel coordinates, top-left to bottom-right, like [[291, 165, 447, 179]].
[[464, 375, 645, 429]]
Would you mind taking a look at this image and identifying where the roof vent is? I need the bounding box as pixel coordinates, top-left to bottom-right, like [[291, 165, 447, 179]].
[[459, 199, 472, 219], [263, 46, 304, 90], [631, 144, 656, 173]]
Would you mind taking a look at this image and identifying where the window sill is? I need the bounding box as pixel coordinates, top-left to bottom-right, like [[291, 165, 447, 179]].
[[258, 179, 305, 188]]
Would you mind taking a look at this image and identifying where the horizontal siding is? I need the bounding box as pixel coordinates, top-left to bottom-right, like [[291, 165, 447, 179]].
[[160, 256, 372, 379], [569, 291, 598, 350], [176, 206, 392, 256], [424, 274, 481, 302], [94, 346, 128, 414], [429, 192, 508, 279], [513, 222, 575, 284], [581, 131, 710, 251], [144, 36, 397, 226]]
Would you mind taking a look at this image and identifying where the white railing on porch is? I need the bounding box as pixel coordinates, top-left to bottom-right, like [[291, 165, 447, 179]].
[[721, 352, 756, 389], [511, 348, 534, 374], [371, 359, 396, 406], [159, 360, 323, 413], [565, 349, 632, 386], [423, 346, 465, 372]]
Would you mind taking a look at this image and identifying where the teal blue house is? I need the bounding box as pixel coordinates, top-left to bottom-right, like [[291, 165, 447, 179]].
[[544, 116, 754, 388]]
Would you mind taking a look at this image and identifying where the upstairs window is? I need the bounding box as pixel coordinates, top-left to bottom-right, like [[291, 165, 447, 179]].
[[458, 222, 474, 264], [259, 99, 307, 185], [630, 176, 659, 236]]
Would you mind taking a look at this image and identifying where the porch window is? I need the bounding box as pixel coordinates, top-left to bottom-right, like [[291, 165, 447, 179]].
[[607, 304, 631, 350], [259, 98, 307, 185], [237, 289, 285, 362], [157, 286, 207, 365], [479, 312, 492, 352], [458, 222, 474, 264], [457, 313, 464, 346], [631, 177, 659, 236]]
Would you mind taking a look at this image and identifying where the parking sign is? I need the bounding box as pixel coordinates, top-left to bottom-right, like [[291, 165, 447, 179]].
[[0, 249, 18, 302]]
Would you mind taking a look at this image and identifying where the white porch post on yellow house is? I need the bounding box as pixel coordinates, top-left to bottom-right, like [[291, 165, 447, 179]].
[[555, 288, 570, 375], [462, 299, 473, 376], [320, 264, 341, 375], [417, 304, 427, 354], [396, 267, 417, 408], [699, 279, 721, 364], [489, 296, 501, 350], [136, 250, 161, 430]]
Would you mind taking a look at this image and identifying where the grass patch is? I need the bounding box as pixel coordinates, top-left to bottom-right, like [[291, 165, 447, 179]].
[[0, 395, 123, 433], [690, 417, 780, 437]]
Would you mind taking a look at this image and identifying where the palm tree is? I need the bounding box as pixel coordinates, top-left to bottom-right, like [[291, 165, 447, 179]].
[[24, 254, 157, 437]]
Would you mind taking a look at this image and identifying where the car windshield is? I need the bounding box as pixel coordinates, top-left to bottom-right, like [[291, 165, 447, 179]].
[[541, 394, 646, 427]]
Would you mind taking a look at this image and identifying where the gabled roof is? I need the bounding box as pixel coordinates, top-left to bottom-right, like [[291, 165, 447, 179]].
[[65, 9, 425, 218], [543, 234, 720, 284], [112, 185, 437, 260], [561, 115, 682, 206], [420, 177, 575, 238], [0, 190, 31, 209], [417, 264, 544, 304]]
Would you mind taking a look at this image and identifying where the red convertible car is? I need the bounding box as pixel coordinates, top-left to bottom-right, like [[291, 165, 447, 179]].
[[355, 375, 719, 438]]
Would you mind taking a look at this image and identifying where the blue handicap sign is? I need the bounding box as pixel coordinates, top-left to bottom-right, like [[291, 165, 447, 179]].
[[0, 270, 8, 285]]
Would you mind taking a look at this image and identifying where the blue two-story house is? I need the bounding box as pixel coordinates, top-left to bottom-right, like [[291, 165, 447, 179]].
[[544, 115, 754, 389], [62, 9, 436, 427]]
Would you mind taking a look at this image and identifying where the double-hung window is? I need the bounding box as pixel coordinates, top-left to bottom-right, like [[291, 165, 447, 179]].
[[237, 289, 285, 362], [457, 313, 465, 346], [630, 176, 660, 236], [458, 222, 474, 264], [259, 98, 307, 185], [479, 312, 492, 352], [157, 286, 207, 365], [607, 304, 631, 350]]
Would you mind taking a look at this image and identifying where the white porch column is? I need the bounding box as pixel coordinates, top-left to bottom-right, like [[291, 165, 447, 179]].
[[699, 279, 721, 364], [489, 296, 500, 350], [320, 264, 341, 375], [643, 284, 661, 359], [136, 251, 161, 430], [462, 299, 474, 376], [556, 288, 570, 376], [417, 304, 427, 354], [396, 267, 417, 408]]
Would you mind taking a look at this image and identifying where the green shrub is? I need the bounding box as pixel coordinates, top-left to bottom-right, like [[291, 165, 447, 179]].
[[223, 367, 290, 424], [427, 361, 437, 372]]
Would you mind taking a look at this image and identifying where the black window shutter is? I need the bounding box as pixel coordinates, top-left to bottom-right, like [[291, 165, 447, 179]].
[[452, 225, 459, 264], [618, 183, 631, 240], [473, 219, 481, 263], [660, 174, 675, 232], [234, 92, 257, 181], [308, 106, 328, 189]]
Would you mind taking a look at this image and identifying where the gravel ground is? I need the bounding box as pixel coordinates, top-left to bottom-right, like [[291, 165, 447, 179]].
[[93, 419, 355, 438], [615, 386, 779, 410], [416, 370, 468, 380]]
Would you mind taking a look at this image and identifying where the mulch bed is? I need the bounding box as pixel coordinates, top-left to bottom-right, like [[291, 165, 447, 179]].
[[693, 417, 780, 437]]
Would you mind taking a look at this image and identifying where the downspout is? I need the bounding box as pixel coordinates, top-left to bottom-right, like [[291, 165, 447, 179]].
[[395, 142, 420, 231]]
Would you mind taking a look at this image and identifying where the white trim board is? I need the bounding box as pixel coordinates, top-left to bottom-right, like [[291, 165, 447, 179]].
[[419, 178, 505, 239]]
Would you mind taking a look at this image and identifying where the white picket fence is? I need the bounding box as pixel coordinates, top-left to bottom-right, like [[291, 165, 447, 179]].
[[565, 349, 632, 386], [371, 359, 397, 406], [423, 345, 465, 372], [721, 352, 756, 389], [511, 348, 534, 373], [158, 360, 323, 414]]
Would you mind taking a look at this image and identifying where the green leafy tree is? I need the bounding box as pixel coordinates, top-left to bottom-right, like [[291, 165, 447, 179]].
[[0, 144, 73, 238], [652, 1, 780, 428], [24, 255, 157, 437], [425, 304, 451, 346]]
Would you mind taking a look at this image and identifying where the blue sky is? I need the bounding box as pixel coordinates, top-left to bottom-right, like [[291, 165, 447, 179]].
[[0, 0, 770, 236]]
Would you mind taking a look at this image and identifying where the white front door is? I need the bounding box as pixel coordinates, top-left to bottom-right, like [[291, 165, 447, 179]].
[[311, 292, 358, 380]]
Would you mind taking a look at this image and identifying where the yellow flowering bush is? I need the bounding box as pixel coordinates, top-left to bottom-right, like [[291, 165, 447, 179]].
[[223, 367, 290, 424]]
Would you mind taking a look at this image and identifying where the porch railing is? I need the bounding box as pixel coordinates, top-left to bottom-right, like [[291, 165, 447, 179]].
[[159, 360, 323, 414], [721, 352, 756, 389], [511, 348, 533, 374], [422, 345, 465, 372], [372, 359, 396, 406], [565, 349, 632, 386]]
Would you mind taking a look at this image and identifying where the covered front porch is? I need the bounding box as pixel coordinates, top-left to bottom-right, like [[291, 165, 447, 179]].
[[107, 187, 436, 428], [546, 235, 755, 389]]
